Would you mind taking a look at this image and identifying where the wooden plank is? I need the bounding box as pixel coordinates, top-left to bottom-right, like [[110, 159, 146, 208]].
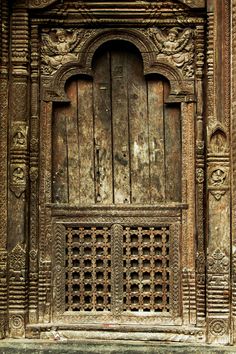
[[78, 78, 95, 204], [52, 105, 69, 203], [128, 48, 150, 204], [93, 48, 113, 204], [164, 99, 182, 202], [111, 48, 130, 204], [65, 80, 80, 204], [147, 78, 165, 203]]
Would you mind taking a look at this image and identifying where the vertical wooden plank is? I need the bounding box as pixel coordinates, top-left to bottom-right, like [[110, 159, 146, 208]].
[[65, 80, 80, 204], [111, 48, 130, 204], [128, 49, 150, 204], [52, 105, 69, 203], [78, 79, 95, 204], [164, 98, 182, 202], [93, 48, 113, 204], [147, 78, 165, 203]]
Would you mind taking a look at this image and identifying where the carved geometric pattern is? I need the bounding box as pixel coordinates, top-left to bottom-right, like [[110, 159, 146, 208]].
[[63, 224, 175, 316], [208, 318, 228, 336], [65, 226, 112, 311], [123, 226, 170, 312]]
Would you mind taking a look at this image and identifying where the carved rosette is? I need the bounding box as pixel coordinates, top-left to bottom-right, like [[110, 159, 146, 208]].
[[208, 318, 228, 337]]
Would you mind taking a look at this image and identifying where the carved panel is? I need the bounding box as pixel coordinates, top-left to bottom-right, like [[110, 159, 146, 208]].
[[147, 27, 194, 78], [53, 221, 180, 324], [65, 226, 112, 312], [123, 226, 170, 313]]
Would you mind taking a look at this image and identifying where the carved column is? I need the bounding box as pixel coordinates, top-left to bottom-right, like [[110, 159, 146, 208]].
[[28, 24, 40, 325], [231, 0, 236, 344], [206, 0, 231, 344], [0, 0, 9, 339], [8, 0, 29, 338], [195, 24, 206, 327]]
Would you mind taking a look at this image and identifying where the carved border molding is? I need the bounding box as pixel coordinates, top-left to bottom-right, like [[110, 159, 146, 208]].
[[231, 0, 236, 345], [28, 0, 205, 10]]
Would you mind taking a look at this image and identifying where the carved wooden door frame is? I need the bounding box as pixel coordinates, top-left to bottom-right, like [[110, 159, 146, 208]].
[[0, 0, 233, 345]]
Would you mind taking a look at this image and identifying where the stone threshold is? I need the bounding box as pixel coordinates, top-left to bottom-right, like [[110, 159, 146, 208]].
[[0, 340, 236, 353]]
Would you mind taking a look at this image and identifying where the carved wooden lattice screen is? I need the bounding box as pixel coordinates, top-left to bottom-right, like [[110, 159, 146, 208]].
[[53, 220, 180, 324]]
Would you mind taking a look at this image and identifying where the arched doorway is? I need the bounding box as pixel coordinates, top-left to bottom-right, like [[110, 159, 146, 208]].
[[51, 41, 190, 327], [52, 42, 182, 206]]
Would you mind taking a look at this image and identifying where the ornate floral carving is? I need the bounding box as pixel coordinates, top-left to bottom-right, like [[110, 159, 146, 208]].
[[41, 29, 84, 75], [9, 244, 26, 272], [147, 27, 194, 78], [207, 249, 230, 274]]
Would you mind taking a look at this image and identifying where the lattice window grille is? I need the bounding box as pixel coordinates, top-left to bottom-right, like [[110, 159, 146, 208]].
[[123, 226, 170, 312], [65, 226, 112, 311], [65, 225, 171, 313]]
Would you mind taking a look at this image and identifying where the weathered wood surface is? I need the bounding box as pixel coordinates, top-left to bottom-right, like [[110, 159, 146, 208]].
[[52, 43, 182, 205]]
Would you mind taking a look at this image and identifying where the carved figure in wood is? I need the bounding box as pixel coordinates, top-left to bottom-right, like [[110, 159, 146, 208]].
[[41, 29, 82, 74], [148, 27, 194, 77]]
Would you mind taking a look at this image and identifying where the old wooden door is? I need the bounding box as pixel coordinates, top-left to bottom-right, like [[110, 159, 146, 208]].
[[52, 41, 183, 325], [53, 42, 181, 206]]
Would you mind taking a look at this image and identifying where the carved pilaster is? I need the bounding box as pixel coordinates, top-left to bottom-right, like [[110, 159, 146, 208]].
[[8, 0, 29, 338], [8, 244, 27, 338], [28, 24, 40, 325], [195, 24, 206, 327], [0, 0, 9, 340], [206, 0, 231, 344], [231, 0, 236, 344]]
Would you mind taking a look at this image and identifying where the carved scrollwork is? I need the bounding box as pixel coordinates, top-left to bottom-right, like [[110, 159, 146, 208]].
[[147, 27, 195, 78], [29, 0, 58, 8]]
